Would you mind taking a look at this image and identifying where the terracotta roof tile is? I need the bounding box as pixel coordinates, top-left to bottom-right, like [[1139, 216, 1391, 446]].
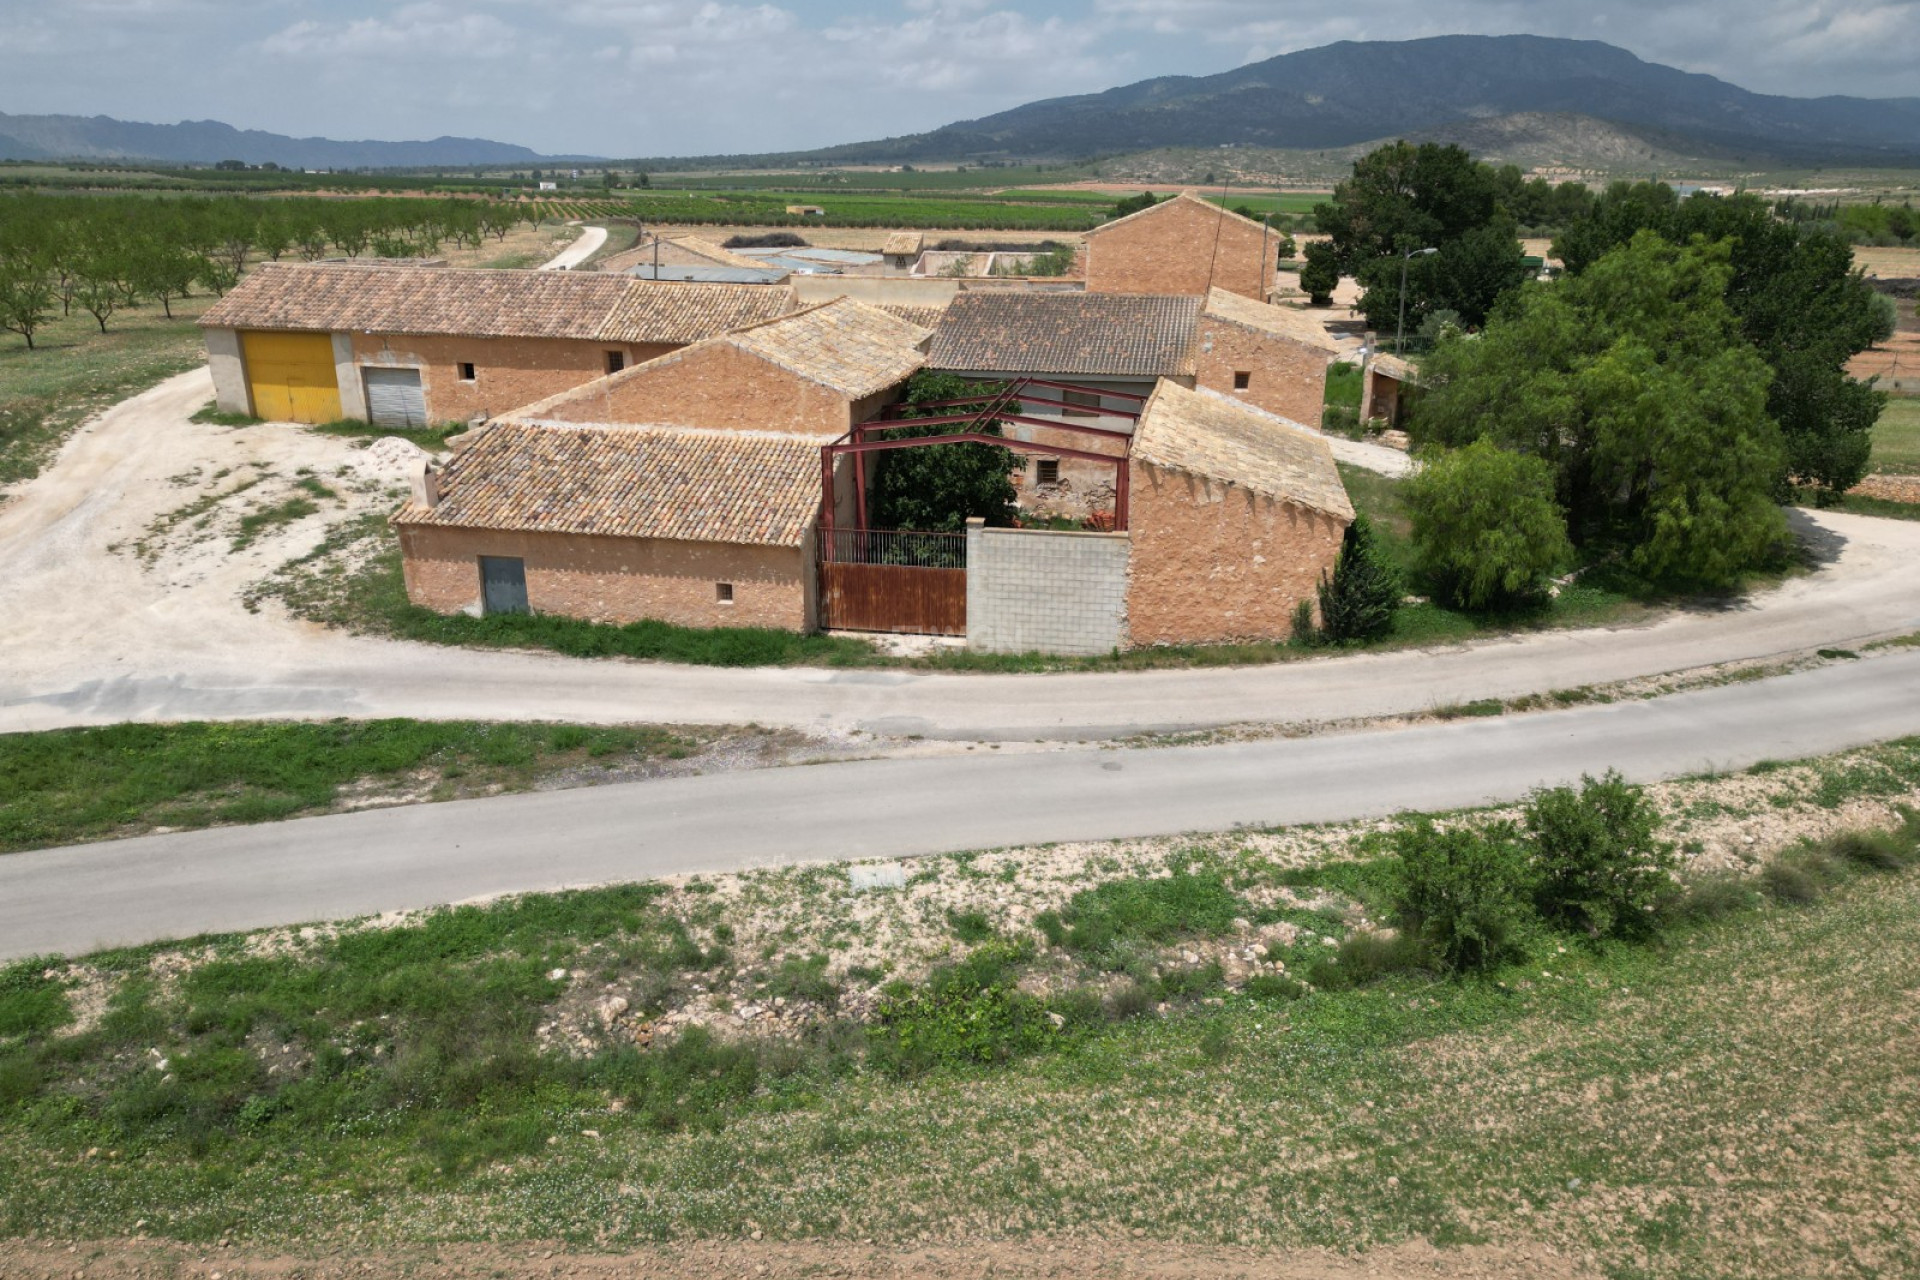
[[1201, 288, 1342, 352], [929, 292, 1199, 377], [881, 232, 925, 256], [876, 303, 949, 329], [200, 263, 797, 344], [725, 297, 930, 398], [1132, 382, 1352, 521], [395, 422, 821, 547]]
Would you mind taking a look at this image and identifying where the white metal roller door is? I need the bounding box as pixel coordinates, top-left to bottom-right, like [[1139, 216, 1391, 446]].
[[363, 367, 427, 428]]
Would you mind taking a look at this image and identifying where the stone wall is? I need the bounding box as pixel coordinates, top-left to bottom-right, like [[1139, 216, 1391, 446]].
[[398, 524, 813, 631], [1126, 460, 1347, 646], [1192, 317, 1332, 428], [965, 519, 1129, 656], [204, 327, 247, 414], [1085, 200, 1276, 301], [348, 333, 674, 424], [534, 342, 864, 436]]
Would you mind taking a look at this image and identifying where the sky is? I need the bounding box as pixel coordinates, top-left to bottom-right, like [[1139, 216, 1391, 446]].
[[1, 0, 1916, 158]]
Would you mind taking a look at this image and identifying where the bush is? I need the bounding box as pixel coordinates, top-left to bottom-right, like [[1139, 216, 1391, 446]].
[[1316, 515, 1400, 643], [1524, 771, 1676, 939], [720, 231, 806, 249], [1300, 240, 1340, 306], [1391, 820, 1535, 973], [1303, 930, 1424, 989], [1407, 440, 1571, 610], [1041, 870, 1243, 968]]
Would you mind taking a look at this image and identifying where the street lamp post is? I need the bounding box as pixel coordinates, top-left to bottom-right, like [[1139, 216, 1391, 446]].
[[1397, 246, 1438, 356]]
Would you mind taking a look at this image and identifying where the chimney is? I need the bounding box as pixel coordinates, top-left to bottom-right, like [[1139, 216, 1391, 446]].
[[410, 458, 441, 509]]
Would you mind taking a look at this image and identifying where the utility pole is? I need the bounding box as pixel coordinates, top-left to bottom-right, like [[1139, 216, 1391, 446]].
[[1397, 246, 1437, 356]]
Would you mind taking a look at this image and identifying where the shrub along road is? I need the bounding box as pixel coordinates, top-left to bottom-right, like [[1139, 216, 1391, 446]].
[[4, 647, 1920, 960]]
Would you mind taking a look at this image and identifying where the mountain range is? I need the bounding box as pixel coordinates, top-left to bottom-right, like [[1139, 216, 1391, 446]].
[[0, 112, 595, 169], [704, 35, 1920, 169]]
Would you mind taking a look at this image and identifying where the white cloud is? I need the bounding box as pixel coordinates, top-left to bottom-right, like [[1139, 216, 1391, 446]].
[[257, 4, 526, 61]]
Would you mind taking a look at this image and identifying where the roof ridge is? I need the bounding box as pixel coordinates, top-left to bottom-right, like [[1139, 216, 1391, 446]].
[[1085, 189, 1274, 238]]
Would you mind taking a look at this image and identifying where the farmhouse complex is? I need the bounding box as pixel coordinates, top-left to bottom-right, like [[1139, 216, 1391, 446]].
[[208, 198, 1356, 654]]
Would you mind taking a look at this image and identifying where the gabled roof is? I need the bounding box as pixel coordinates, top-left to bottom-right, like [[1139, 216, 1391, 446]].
[[1085, 190, 1273, 239], [1201, 288, 1342, 353], [1132, 382, 1353, 522], [876, 302, 949, 330], [199, 263, 798, 345], [717, 296, 932, 398], [659, 234, 767, 270], [882, 232, 925, 257], [394, 423, 821, 548], [929, 292, 1200, 378]]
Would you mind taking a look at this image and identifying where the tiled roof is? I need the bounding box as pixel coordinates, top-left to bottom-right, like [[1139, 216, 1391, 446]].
[[929, 292, 1200, 378], [724, 297, 931, 398], [1367, 353, 1420, 383], [876, 303, 949, 330], [882, 232, 924, 256], [394, 423, 821, 548], [199, 263, 798, 344], [1132, 382, 1353, 522], [1201, 288, 1342, 352], [1085, 190, 1273, 238]]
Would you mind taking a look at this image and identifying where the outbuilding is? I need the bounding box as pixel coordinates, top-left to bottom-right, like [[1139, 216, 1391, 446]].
[[394, 422, 824, 630], [198, 262, 798, 426]]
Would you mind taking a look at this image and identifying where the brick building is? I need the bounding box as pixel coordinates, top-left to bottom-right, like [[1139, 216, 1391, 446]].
[[198, 263, 797, 426], [394, 422, 823, 630], [1083, 192, 1283, 302], [1126, 382, 1353, 646], [511, 297, 932, 438], [1359, 353, 1419, 428], [926, 290, 1337, 508]]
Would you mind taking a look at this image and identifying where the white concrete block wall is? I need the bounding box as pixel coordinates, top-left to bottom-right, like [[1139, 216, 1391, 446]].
[[966, 519, 1129, 656], [203, 327, 249, 415]]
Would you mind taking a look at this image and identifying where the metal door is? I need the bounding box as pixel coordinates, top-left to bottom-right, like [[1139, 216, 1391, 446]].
[[364, 366, 428, 429], [240, 330, 341, 423], [479, 556, 529, 616]]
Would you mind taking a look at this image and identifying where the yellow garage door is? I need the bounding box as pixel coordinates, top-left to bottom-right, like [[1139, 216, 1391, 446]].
[[241, 331, 341, 424]]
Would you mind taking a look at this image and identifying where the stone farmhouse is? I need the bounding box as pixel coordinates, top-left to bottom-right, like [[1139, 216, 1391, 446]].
[[212, 199, 1358, 654], [198, 263, 797, 427], [1083, 192, 1285, 302]]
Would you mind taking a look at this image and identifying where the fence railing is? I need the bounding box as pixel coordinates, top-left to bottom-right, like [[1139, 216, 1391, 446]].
[[819, 527, 966, 570]]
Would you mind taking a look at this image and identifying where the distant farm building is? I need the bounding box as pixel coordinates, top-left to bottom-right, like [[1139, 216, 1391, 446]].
[[1083, 192, 1284, 302], [1359, 353, 1419, 429], [882, 232, 924, 276], [198, 263, 798, 426]]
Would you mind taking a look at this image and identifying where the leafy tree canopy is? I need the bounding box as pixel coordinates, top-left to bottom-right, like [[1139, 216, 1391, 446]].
[[1406, 439, 1571, 610], [1313, 141, 1532, 331], [1415, 231, 1789, 588], [865, 371, 1022, 533], [1554, 182, 1887, 493]]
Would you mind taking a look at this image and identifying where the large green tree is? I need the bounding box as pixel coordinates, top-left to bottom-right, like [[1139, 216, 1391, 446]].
[[1416, 232, 1788, 587], [1554, 183, 1887, 494], [865, 372, 1022, 533], [1313, 141, 1531, 331]]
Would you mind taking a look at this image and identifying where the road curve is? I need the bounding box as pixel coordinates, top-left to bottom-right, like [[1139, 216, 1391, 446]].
[[538, 223, 607, 271], [5, 648, 1919, 961]]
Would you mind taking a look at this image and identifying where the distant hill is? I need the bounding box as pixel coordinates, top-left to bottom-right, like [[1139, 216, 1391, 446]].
[[0, 112, 598, 169], [735, 35, 1920, 168]]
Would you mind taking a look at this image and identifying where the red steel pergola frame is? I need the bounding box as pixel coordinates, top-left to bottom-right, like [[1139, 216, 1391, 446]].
[[821, 377, 1141, 539]]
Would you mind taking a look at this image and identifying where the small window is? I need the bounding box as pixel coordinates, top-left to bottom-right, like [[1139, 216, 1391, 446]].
[[457, 362, 477, 382], [1061, 389, 1099, 418], [715, 582, 735, 604], [1035, 459, 1061, 485], [606, 350, 626, 375], [1233, 371, 1251, 390]]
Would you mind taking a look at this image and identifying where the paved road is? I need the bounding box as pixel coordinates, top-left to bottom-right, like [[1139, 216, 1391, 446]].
[[539, 223, 607, 271], [7, 648, 1920, 961]]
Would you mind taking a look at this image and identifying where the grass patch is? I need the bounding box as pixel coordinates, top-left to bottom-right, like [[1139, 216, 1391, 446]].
[[1793, 484, 1920, 521], [0, 719, 709, 853], [189, 401, 264, 427], [305, 418, 465, 452], [0, 294, 212, 491], [230, 496, 320, 550], [1870, 394, 1920, 475]]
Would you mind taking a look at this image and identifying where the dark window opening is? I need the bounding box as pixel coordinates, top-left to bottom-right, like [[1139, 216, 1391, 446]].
[[1035, 458, 1061, 485], [1062, 389, 1100, 418], [458, 361, 477, 382], [606, 350, 626, 374], [715, 582, 735, 604], [1233, 371, 1251, 390]]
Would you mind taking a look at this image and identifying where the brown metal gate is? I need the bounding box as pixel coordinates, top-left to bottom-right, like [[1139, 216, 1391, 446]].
[[817, 529, 966, 636]]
